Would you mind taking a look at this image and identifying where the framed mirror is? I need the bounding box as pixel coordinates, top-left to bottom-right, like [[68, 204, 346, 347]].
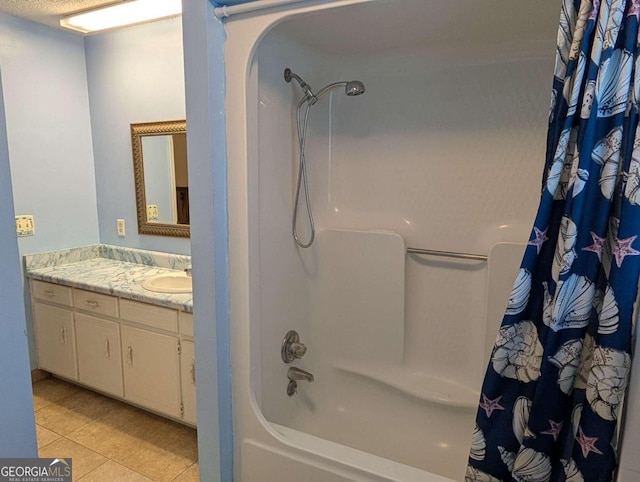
[[131, 120, 189, 238]]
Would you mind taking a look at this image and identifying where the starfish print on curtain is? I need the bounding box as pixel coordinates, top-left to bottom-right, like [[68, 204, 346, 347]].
[[466, 1, 640, 480]]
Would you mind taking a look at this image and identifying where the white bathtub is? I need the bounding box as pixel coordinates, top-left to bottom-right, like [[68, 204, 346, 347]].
[[223, 1, 560, 480]]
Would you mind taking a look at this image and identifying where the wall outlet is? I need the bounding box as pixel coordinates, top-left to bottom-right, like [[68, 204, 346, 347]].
[[117, 219, 126, 237], [15, 215, 35, 236], [147, 204, 158, 223]]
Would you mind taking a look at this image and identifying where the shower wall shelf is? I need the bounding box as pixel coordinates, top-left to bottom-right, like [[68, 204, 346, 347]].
[[406, 247, 488, 262]]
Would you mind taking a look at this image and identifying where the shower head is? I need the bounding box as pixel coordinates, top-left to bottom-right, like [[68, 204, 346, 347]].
[[345, 81, 366, 96], [284, 68, 365, 105]]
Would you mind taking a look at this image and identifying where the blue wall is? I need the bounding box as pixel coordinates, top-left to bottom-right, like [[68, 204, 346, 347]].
[[0, 13, 100, 254], [182, 1, 233, 480], [0, 67, 38, 457], [0, 12, 100, 366], [85, 17, 189, 255]]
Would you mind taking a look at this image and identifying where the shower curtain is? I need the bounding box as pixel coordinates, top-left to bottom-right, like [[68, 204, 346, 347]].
[[467, 1, 640, 481]]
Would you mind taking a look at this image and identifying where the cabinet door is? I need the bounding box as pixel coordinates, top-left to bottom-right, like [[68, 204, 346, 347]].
[[34, 302, 77, 380], [75, 313, 123, 397], [180, 340, 197, 425], [121, 325, 181, 418]]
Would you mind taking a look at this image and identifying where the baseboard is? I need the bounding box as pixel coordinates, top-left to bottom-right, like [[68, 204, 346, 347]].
[[31, 369, 50, 383]]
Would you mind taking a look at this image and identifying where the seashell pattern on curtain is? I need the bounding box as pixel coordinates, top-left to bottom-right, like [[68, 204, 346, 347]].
[[467, 1, 640, 480]]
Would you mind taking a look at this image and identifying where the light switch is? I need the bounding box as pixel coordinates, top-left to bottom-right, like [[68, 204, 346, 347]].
[[15, 215, 35, 236]]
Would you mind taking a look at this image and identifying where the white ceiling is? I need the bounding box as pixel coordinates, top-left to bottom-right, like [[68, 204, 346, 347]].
[[0, 0, 122, 30]]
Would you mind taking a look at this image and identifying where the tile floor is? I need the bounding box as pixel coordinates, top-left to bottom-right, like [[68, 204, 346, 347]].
[[33, 377, 199, 481]]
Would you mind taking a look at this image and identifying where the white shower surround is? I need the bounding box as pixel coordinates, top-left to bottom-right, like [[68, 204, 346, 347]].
[[224, 1, 561, 480]]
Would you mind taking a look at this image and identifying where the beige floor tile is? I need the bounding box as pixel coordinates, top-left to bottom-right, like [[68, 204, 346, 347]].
[[36, 424, 62, 449], [35, 387, 122, 435], [39, 437, 107, 480], [79, 460, 152, 482], [173, 463, 199, 482], [32, 377, 80, 411], [67, 403, 163, 458], [67, 404, 197, 481]]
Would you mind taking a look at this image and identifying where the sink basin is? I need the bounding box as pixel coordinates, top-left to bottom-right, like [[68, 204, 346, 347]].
[[142, 273, 192, 293]]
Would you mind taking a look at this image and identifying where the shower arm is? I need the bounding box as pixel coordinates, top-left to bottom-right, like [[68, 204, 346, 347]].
[[313, 82, 349, 103]]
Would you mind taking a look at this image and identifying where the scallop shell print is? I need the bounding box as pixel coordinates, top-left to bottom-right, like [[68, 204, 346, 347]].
[[596, 49, 633, 118], [586, 346, 631, 420], [548, 128, 578, 198], [592, 127, 623, 200], [506, 269, 532, 316], [569, 1, 593, 61], [624, 134, 640, 206], [552, 216, 578, 282], [547, 129, 573, 199], [465, 465, 501, 482], [512, 448, 552, 482], [594, 0, 624, 54], [549, 339, 584, 394], [581, 80, 597, 119], [562, 459, 585, 482], [555, 0, 577, 81], [469, 425, 486, 461], [595, 285, 620, 335], [492, 320, 543, 383], [498, 446, 515, 472], [632, 56, 640, 112], [564, 52, 587, 117], [572, 404, 583, 437], [552, 128, 581, 201], [542, 274, 595, 331], [575, 334, 595, 390], [513, 396, 533, 443]]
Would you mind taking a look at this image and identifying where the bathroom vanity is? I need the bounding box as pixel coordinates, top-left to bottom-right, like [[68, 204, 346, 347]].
[[25, 245, 196, 426]]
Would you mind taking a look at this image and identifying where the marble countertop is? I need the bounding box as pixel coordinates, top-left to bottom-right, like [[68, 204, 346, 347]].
[[25, 245, 193, 313]]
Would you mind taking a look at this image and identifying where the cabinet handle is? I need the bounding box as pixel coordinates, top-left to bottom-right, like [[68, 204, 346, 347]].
[[127, 345, 133, 366], [60, 326, 66, 344], [190, 361, 196, 385], [105, 339, 111, 360], [86, 300, 100, 308], [45, 290, 56, 298]]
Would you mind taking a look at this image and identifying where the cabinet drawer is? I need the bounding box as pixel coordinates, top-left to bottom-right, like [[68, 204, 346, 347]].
[[32, 280, 73, 306], [179, 311, 194, 337], [73, 289, 119, 318], [120, 299, 178, 333]]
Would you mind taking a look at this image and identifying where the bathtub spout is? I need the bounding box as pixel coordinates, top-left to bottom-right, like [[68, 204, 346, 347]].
[[288, 367, 314, 383]]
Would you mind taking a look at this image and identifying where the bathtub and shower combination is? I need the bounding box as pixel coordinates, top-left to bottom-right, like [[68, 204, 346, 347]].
[[220, 1, 563, 480]]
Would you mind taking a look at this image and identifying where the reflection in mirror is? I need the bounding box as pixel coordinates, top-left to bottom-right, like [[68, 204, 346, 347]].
[[131, 120, 189, 238]]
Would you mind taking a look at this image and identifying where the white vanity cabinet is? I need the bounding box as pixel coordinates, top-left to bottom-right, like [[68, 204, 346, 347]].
[[33, 301, 78, 380], [75, 313, 123, 397], [121, 325, 182, 419], [31, 279, 196, 426], [180, 339, 197, 425]]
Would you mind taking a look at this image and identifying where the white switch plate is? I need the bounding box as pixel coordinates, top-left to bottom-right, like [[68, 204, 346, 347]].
[[15, 215, 35, 236], [117, 219, 126, 236]]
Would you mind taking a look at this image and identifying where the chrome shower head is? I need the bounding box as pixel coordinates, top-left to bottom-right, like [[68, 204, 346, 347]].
[[345, 81, 366, 96], [284, 68, 366, 105]]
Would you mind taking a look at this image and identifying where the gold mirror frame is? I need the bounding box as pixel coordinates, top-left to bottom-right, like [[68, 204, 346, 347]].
[[131, 120, 190, 238]]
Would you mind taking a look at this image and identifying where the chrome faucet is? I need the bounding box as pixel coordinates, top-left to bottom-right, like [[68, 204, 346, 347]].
[[287, 367, 314, 382]]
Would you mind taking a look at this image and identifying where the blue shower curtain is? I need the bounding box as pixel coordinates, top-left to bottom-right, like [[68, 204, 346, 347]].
[[467, 1, 640, 480]]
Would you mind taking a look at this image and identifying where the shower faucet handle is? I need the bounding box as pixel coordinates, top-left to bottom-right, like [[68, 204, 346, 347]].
[[281, 330, 308, 363]]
